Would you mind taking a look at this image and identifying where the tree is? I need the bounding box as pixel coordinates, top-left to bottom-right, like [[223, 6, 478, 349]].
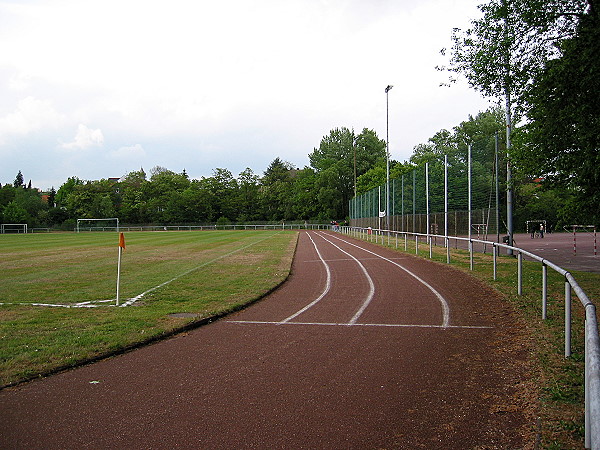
[[236, 168, 261, 222], [442, 0, 588, 115], [2, 200, 29, 223], [0, 184, 16, 210], [65, 180, 118, 219], [204, 168, 238, 221], [144, 169, 191, 223], [56, 177, 84, 209], [290, 167, 320, 220], [48, 187, 56, 208], [14, 171, 24, 188], [309, 127, 386, 218], [518, 2, 600, 223], [260, 158, 295, 221]]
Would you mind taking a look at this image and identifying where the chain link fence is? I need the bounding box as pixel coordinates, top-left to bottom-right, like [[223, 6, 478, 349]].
[[350, 146, 505, 241]]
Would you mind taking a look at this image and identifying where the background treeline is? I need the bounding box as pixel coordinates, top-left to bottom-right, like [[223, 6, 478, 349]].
[[1, 105, 593, 232], [0, 128, 388, 229]]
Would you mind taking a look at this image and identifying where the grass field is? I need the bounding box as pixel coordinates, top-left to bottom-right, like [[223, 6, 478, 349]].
[[0, 230, 298, 386]]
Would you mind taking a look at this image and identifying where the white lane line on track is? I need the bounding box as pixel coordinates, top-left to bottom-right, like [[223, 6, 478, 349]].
[[229, 320, 492, 330], [278, 233, 332, 324], [320, 232, 451, 328], [304, 257, 408, 263], [315, 232, 375, 325]]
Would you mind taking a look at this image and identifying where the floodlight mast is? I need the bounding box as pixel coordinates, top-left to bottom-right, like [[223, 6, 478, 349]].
[[385, 85, 393, 232]]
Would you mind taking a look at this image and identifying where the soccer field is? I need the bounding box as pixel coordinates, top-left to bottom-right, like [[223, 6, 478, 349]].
[[0, 230, 295, 306], [0, 230, 298, 386]]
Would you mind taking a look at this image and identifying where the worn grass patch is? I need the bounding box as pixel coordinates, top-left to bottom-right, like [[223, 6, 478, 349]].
[[0, 230, 298, 386]]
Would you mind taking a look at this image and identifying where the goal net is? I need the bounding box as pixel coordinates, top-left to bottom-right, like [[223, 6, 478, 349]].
[[0, 223, 28, 234], [526, 220, 547, 235], [76, 218, 120, 233]]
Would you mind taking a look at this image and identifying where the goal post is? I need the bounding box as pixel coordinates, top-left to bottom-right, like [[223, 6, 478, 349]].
[[565, 225, 597, 256], [526, 220, 547, 235], [76, 218, 120, 233], [0, 223, 28, 234]]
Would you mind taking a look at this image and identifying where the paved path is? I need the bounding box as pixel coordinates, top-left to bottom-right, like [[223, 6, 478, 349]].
[[513, 232, 600, 274], [0, 231, 534, 448]]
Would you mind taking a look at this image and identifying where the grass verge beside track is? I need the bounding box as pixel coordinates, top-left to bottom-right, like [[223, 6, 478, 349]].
[[360, 232, 599, 450], [0, 230, 298, 387]]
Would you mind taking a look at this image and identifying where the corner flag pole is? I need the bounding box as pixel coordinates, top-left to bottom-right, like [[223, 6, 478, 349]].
[[116, 232, 125, 306]]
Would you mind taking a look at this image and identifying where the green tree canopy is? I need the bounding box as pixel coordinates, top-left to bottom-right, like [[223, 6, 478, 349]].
[[309, 127, 386, 218], [517, 3, 599, 222]]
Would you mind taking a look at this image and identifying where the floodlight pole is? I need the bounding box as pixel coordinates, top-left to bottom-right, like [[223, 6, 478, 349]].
[[385, 85, 393, 232]]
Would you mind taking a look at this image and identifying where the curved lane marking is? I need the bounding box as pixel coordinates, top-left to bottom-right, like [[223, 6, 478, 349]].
[[315, 233, 376, 325], [322, 232, 451, 328], [278, 232, 332, 323]]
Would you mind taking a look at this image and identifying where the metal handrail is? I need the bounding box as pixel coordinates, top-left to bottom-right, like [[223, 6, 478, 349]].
[[342, 225, 599, 449]]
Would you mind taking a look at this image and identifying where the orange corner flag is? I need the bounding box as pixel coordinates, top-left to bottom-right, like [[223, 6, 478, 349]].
[[119, 232, 126, 250]]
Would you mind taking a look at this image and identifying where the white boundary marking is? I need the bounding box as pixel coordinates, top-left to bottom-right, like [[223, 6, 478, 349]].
[[229, 320, 491, 330], [120, 232, 282, 307], [321, 231, 451, 328]]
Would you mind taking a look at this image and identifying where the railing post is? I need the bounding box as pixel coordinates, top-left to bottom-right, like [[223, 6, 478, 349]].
[[542, 263, 548, 320], [493, 244, 497, 280], [446, 237, 450, 264], [415, 235, 419, 255], [565, 280, 572, 358], [469, 240, 474, 271], [586, 309, 590, 448], [518, 252, 523, 296], [585, 303, 600, 450]]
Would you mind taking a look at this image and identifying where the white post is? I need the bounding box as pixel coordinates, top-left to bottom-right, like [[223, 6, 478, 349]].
[[116, 232, 125, 306], [116, 246, 122, 306], [565, 280, 572, 358], [468, 144, 473, 270], [518, 252, 523, 296], [445, 155, 449, 264], [378, 186, 381, 231], [426, 161, 430, 250], [542, 264, 548, 320]]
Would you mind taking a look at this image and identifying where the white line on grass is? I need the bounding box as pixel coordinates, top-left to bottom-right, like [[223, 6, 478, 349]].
[[119, 232, 284, 307], [0, 232, 284, 309]]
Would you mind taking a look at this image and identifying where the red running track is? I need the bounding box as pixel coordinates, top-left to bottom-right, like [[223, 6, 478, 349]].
[[0, 231, 534, 448]]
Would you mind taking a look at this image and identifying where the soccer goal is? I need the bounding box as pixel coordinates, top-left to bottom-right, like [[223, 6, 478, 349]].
[[0, 223, 28, 234], [564, 225, 597, 256], [76, 218, 120, 233], [526, 220, 547, 237]]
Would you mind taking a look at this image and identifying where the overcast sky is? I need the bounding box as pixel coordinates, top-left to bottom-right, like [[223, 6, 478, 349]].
[[0, 0, 492, 190]]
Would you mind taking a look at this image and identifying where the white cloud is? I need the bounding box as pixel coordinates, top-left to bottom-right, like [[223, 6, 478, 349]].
[[110, 144, 146, 160], [0, 0, 491, 189], [60, 124, 104, 151], [0, 96, 63, 142]]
